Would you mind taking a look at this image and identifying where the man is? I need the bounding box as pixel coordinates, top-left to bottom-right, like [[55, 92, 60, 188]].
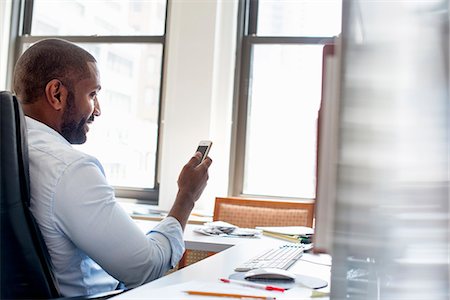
[[12, 38, 212, 296]]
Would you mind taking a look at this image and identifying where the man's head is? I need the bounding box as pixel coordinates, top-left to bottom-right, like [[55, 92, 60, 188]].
[[13, 38, 102, 144]]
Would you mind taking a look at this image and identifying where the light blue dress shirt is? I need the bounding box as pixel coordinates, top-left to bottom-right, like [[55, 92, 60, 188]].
[[25, 116, 185, 297]]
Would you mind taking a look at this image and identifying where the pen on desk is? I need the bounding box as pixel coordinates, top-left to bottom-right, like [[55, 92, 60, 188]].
[[220, 278, 285, 292], [185, 290, 276, 300]]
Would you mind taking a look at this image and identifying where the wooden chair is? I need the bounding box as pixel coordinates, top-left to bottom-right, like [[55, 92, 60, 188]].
[[178, 197, 314, 269]]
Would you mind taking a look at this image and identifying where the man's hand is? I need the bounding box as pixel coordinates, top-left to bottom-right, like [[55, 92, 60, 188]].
[[168, 152, 212, 229]]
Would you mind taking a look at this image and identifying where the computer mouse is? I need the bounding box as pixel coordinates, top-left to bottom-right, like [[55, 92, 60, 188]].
[[244, 268, 297, 281]]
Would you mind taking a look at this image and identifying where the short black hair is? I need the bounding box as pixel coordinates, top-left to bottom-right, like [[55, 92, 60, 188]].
[[13, 38, 96, 103]]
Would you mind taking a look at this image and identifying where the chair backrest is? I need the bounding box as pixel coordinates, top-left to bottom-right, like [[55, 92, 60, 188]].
[[0, 91, 61, 299], [213, 197, 315, 228]]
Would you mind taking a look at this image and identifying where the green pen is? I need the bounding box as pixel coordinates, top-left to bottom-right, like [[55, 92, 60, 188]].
[[299, 236, 312, 244]]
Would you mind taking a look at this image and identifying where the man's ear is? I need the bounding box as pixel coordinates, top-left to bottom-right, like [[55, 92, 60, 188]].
[[45, 79, 67, 111]]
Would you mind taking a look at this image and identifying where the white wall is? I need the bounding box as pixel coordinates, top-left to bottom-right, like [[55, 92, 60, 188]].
[[158, 0, 238, 213]]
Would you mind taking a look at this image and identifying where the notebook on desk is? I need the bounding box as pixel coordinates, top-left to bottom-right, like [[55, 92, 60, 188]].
[[256, 226, 314, 236], [256, 226, 314, 243]]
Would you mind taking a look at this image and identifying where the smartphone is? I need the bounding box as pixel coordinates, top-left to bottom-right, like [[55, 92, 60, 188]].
[[196, 140, 213, 163]]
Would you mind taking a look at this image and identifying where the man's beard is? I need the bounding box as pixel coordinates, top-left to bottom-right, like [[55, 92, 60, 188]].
[[61, 90, 90, 144]]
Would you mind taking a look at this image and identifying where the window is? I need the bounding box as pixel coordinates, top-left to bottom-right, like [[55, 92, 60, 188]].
[[17, 0, 167, 203], [232, 0, 342, 199]]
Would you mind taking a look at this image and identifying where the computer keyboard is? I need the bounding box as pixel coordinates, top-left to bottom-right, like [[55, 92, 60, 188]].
[[234, 244, 305, 272]]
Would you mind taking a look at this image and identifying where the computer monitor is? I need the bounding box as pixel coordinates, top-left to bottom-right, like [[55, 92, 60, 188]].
[[313, 41, 340, 255]]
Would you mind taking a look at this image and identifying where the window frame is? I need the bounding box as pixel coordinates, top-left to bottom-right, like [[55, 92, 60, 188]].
[[8, 0, 169, 204], [229, 0, 335, 200]]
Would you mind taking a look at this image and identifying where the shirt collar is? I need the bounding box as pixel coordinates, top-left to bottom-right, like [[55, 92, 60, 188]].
[[25, 116, 72, 146]]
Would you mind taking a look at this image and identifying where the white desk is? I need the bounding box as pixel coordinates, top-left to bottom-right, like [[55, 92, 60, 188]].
[[134, 219, 245, 252], [114, 219, 331, 299]]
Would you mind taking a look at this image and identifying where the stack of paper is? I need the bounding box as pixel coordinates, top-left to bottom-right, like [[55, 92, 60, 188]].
[[255, 226, 314, 243], [194, 221, 262, 238]]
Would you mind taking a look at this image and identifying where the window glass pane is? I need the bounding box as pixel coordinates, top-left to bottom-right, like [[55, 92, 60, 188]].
[[243, 45, 323, 198], [74, 43, 162, 189], [257, 0, 342, 37], [31, 0, 166, 36]]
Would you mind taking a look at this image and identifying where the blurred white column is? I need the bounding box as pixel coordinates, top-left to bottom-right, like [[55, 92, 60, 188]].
[[332, 1, 449, 299]]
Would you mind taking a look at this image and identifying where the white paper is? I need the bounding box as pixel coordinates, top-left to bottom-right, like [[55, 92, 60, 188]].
[[111, 280, 314, 299]]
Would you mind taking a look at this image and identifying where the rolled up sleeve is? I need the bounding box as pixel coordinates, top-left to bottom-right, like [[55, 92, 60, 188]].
[[147, 217, 185, 268]]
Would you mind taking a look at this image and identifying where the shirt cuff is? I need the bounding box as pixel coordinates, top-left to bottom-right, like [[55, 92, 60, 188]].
[[148, 216, 185, 268]]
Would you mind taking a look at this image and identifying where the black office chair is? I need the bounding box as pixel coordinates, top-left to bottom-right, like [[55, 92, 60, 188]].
[[0, 91, 60, 299], [0, 91, 123, 299]]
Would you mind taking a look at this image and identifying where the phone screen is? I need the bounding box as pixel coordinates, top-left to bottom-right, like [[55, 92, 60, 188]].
[[196, 141, 212, 163], [197, 145, 209, 161]]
